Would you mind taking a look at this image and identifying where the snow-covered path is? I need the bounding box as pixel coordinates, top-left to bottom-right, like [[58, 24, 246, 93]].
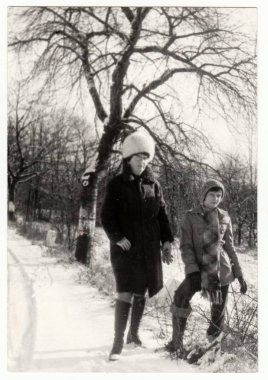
[[7, 228, 195, 373]]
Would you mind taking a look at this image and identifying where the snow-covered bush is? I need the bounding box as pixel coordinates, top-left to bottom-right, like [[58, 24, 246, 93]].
[[73, 227, 116, 295], [225, 286, 258, 357], [16, 220, 50, 242]]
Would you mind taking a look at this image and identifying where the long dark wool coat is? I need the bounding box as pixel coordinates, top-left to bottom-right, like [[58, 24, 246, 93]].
[[101, 164, 174, 297]]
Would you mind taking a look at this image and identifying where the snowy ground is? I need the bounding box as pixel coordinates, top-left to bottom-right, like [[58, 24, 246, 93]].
[[7, 228, 197, 373]]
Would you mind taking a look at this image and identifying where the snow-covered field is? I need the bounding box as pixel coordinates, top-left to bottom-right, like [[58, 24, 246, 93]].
[[7, 226, 258, 373]]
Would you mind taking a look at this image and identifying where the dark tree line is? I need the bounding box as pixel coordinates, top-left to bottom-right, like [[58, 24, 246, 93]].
[[10, 98, 256, 249]]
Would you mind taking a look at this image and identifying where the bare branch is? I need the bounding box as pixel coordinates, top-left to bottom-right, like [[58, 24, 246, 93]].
[[124, 67, 196, 118], [121, 7, 134, 23]]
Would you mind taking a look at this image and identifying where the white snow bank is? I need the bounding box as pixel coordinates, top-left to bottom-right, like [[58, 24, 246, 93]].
[[7, 228, 196, 373]]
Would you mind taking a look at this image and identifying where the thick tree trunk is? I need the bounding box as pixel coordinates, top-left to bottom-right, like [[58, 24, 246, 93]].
[[75, 173, 99, 266], [74, 118, 124, 265]]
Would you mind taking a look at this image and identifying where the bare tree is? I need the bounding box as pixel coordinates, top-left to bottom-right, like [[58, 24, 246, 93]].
[[217, 154, 257, 246], [8, 84, 56, 220], [8, 84, 81, 221], [8, 6, 256, 262], [43, 116, 96, 252]]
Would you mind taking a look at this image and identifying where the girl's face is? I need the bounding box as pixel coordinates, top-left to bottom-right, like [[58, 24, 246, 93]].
[[203, 190, 222, 209], [129, 153, 150, 176]]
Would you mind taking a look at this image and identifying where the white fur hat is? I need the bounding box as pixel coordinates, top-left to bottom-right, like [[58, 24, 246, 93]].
[[121, 131, 155, 162]]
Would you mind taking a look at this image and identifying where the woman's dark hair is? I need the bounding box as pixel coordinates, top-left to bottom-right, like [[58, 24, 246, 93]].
[[122, 158, 132, 174], [207, 186, 223, 195]]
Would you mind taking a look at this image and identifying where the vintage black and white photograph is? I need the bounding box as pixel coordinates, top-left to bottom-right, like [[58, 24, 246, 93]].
[[5, 1, 260, 374]]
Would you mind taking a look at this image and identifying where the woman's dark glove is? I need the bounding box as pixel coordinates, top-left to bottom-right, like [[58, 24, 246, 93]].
[[186, 271, 201, 291], [238, 276, 247, 294], [162, 241, 173, 265]]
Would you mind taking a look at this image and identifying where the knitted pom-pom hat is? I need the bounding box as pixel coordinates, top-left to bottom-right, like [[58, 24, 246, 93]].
[[121, 131, 155, 162], [200, 179, 225, 203]]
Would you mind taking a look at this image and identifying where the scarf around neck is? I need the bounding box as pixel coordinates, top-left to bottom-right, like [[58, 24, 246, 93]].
[[201, 207, 222, 305]]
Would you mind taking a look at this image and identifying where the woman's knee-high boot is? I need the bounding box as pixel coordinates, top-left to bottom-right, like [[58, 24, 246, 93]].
[[126, 295, 145, 346], [109, 300, 131, 361]]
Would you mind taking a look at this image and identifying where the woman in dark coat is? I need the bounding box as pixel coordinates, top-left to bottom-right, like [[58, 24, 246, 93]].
[[101, 131, 174, 361]]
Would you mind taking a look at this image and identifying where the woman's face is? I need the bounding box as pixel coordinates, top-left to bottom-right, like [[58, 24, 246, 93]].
[[129, 153, 150, 175], [203, 190, 222, 210]]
